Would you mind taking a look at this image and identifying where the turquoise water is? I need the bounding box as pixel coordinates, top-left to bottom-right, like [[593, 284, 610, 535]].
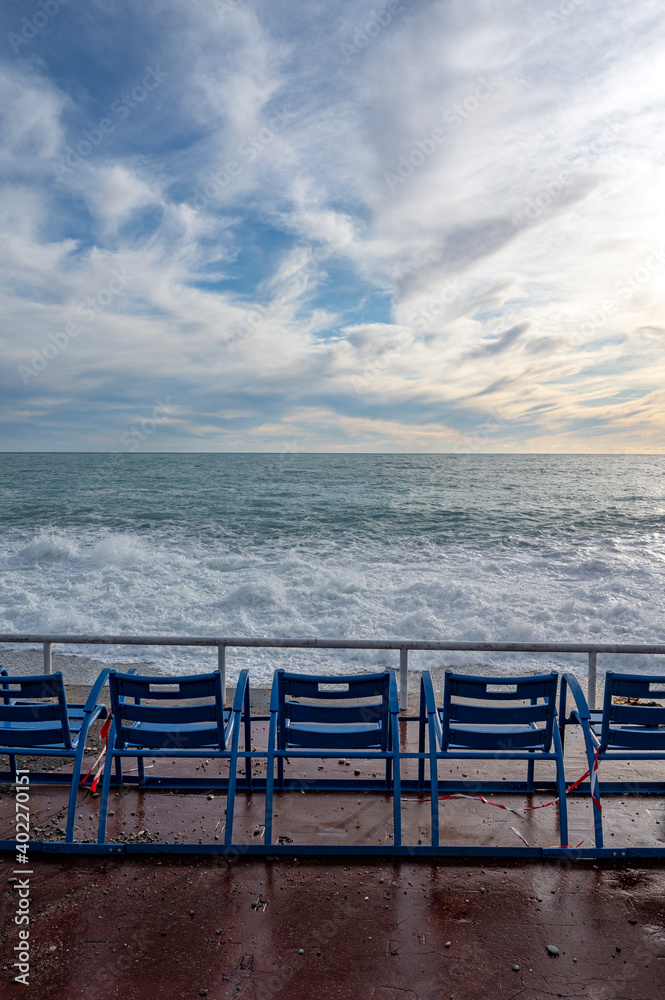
[[1, 453, 665, 680]]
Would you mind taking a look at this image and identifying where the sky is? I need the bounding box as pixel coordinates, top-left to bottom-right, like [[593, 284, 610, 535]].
[[1, 0, 665, 453]]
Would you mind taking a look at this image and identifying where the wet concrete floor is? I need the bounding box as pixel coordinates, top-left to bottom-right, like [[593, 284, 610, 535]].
[[2, 853, 665, 999]]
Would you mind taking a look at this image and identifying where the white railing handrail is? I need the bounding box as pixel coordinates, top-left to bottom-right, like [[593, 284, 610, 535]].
[[3, 633, 665, 711]]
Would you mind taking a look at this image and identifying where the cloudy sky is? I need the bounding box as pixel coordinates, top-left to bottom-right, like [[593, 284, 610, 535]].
[[1, 0, 664, 452]]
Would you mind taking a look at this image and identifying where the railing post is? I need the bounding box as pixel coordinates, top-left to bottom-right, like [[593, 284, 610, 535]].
[[587, 650, 597, 711], [218, 644, 226, 705], [43, 641, 52, 674], [399, 648, 408, 712]]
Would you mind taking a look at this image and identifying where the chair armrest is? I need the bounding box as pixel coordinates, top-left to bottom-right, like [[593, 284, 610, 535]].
[[266, 672, 280, 750], [231, 668, 250, 714], [420, 670, 438, 716], [420, 670, 442, 748], [225, 668, 250, 743], [269, 672, 280, 714], [82, 668, 111, 717], [388, 671, 400, 716], [562, 672, 591, 722]]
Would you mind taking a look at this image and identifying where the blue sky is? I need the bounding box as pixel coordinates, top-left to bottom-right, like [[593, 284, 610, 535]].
[[1, 0, 665, 452]]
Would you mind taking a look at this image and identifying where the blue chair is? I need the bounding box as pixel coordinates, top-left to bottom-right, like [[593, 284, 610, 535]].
[[0, 669, 109, 843], [560, 671, 665, 847], [97, 668, 251, 846], [419, 670, 568, 847], [264, 670, 401, 847]]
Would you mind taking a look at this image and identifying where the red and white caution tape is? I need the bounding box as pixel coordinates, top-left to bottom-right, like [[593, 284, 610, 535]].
[[79, 713, 112, 793], [411, 747, 604, 849]]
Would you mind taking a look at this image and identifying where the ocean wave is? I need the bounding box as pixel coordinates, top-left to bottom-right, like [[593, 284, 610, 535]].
[[2, 522, 665, 684]]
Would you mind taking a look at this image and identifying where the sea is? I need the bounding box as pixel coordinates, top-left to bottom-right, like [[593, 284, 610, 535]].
[[1, 453, 665, 684]]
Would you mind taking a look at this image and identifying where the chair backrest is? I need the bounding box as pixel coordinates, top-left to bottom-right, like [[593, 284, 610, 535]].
[[109, 671, 226, 751], [599, 672, 665, 752], [441, 671, 558, 752], [0, 673, 72, 750], [276, 670, 394, 751]]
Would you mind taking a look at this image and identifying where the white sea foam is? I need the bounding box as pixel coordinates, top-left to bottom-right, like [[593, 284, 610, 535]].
[[3, 525, 665, 684]]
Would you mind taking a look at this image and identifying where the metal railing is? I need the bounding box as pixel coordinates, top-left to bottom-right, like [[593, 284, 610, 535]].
[[3, 633, 665, 710]]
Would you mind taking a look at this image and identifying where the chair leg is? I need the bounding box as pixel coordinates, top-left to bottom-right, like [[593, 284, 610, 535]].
[[429, 718, 440, 848], [137, 756, 145, 786], [418, 705, 426, 791], [65, 744, 87, 842], [392, 747, 402, 848], [243, 683, 252, 789], [264, 752, 276, 847], [8, 754, 17, 782], [552, 728, 568, 848], [591, 768, 603, 849], [579, 729, 603, 849], [225, 743, 241, 846], [97, 751, 116, 844], [526, 754, 535, 793]]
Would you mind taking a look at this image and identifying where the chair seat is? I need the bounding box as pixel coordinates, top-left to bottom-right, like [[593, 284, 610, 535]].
[[445, 722, 547, 752], [447, 722, 541, 735], [592, 723, 665, 751], [286, 721, 381, 736], [0, 719, 82, 744], [284, 721, 383, 750]]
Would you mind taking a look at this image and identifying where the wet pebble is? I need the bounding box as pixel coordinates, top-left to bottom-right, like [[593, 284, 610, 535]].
[[512, 964, 520, 972], [546, 945, 560, 957], [298, 948, 304, 955], [444, 941, 451, 948]]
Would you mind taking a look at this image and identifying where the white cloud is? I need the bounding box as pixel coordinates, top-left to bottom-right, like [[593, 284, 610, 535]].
[[78, 164, 160, 235], [3, 1, 665, 451]]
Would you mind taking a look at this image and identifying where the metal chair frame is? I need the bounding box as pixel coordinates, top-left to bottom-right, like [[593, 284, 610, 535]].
[[97, 668, 251, 846], [0, 669, 108, 842], [560, 671, 665, 847], [419, 669, 569, 848], [264, 669, 402, 846]]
